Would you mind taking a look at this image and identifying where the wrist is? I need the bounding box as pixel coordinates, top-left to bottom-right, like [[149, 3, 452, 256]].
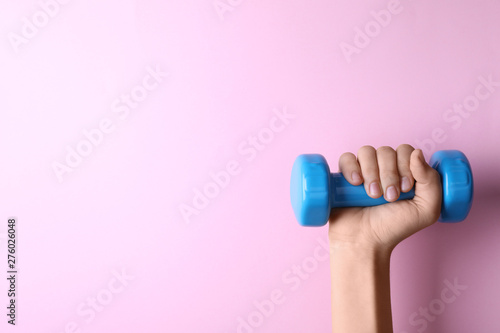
[[329, 238, 394, 261]]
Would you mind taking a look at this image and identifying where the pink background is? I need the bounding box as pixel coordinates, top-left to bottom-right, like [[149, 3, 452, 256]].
[[1, 0, 500, 332]]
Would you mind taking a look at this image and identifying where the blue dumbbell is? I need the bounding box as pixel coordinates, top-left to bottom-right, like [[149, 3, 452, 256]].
[[290, 150, 473, 227]]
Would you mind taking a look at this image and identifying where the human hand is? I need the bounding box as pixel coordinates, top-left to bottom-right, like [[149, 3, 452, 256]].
[[328, 144, 442, 253]]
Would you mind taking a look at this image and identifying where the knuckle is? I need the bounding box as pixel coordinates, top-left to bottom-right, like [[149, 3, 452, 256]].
[[397, 161, 411, 172], [380, 170, 399, 181], [358, 145, 375, 156], [339, 152, 355, 161], [362, 166, 379, 178], [397, 143, 414, 152], [376, 146, 395, 156]]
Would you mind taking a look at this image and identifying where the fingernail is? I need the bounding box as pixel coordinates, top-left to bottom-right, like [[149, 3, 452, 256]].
[[386, 186, 397, 201], [401, 177, 411, 192], [352, 171, 362, 183], [369, 182, 380, 196]]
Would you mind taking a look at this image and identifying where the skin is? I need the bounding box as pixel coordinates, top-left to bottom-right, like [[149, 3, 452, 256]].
[[329, 144, 442, 333]]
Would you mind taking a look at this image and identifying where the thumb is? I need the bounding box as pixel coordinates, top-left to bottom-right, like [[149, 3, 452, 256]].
[[409, 149, 442, 223]]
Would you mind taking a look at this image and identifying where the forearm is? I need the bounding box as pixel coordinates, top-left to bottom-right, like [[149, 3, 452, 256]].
[[330, 243, 393, 333]]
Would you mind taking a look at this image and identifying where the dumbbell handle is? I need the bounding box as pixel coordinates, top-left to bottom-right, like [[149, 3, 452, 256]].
[[330, 173, 415, 208]]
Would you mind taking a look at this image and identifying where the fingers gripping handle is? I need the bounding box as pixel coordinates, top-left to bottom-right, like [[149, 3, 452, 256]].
[[330, 173, 415, 208]]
